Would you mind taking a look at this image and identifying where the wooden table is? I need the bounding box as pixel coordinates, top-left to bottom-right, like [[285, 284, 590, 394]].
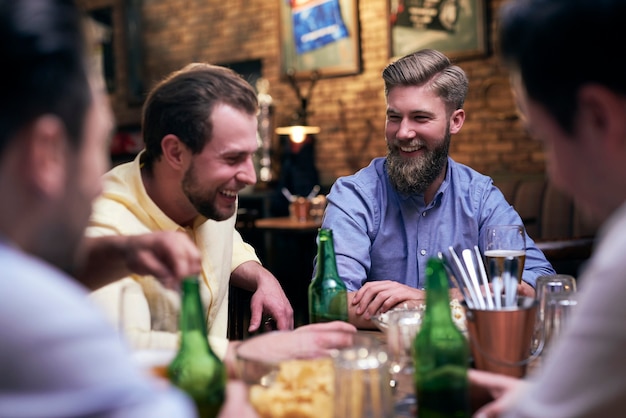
[[255, 216, 322, 231]]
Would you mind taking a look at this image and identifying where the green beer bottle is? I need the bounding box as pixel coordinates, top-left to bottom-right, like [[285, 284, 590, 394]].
[[308, 228, 348, 323], [168, 276, 226, 418], [413, 258, 470, 418]]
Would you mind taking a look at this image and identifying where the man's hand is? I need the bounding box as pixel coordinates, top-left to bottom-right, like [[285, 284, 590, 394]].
[[518, 280, 536, 298], [351, 281, 426, 321], [222, 321, 356, 377], [76, 232, 201, 290], [468, 369, 527, 417], [230, 261, 294, 332]]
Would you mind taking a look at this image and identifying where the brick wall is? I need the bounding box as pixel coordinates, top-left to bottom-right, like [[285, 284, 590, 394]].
[[80, 0, 547, 186]]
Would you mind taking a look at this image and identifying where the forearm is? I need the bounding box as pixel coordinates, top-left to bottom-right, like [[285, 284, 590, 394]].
[[223, 340, 242, 379], [74, 236, 132, 290], [230, 260, 264, 292]]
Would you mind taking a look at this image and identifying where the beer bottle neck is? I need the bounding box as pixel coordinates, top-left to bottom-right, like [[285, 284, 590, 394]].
[[179, 276, 211, 353], [423, 259, 455, 327], [315, 229, 340, 279]]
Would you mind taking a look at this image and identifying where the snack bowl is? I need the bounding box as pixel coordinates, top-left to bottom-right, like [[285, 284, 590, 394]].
[[235, 329, 384, 418], [371, 299, 426, 334], [235, 330, 381, 385], [371, 299, 467, 337]]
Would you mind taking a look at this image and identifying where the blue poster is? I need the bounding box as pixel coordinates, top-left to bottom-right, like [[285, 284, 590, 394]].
[[290, 0, 349, 55]]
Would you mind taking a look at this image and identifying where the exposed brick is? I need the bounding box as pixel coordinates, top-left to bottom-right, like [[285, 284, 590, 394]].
[[81, 0, 545, 183]]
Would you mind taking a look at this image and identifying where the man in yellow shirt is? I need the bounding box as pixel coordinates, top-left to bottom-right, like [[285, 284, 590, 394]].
[[88, 63, 293, 358]]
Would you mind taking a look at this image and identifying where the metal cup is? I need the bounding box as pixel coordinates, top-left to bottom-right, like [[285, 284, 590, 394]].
[[463, 296, 538, 378]]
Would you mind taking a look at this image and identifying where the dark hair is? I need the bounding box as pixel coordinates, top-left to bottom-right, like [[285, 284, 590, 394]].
[[0, 0, 91, 155], [499, 0, 626, 133], [382, 48, 468, 112], [141, 63, 259, 171]]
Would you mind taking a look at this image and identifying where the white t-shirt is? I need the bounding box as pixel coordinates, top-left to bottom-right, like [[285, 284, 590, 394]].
[[507, 202, 626, 417], [0, 240, 195, 417]]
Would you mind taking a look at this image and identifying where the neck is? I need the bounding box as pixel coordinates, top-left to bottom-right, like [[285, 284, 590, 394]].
[[141, 163, 197, 227]]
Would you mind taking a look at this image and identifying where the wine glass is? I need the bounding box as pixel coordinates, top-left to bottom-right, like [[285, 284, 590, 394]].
[[485, 225, 526, 284]]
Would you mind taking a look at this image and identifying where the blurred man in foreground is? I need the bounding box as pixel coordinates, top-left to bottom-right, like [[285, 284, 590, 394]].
[[469, 0, 626, 416], [0, 0, 197, 415]]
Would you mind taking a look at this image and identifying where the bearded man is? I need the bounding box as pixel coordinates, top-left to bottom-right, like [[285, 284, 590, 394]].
[[318, 49, 554, 328]]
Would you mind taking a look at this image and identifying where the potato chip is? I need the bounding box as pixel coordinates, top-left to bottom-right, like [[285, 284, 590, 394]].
[[248, 358, 334, 418]]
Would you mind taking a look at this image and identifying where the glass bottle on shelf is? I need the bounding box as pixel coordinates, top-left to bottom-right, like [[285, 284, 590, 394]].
[[308, 228, 348, 323], [413, 258, 470, 418], [168, 276, 226, 418]]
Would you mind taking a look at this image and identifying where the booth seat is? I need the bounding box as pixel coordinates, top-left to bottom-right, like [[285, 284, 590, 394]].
[[493, 175, 601, 277]]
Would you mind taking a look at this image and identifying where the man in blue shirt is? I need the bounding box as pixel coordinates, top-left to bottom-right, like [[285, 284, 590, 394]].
[[320, 49, 554, 328]]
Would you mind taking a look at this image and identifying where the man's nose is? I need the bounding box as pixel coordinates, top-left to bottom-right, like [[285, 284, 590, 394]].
[[237, 157, 257, 185], [396, 119, 417, 139]]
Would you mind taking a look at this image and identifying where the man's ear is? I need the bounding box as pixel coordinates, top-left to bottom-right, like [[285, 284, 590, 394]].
[[449, 108, 465, 134], [24, 115, 67, 198], [577, 84, 626, 152], [160, 134, 190, 171]]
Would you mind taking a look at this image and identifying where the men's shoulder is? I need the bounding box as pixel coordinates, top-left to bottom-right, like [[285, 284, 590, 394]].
[[0, 243, 98, 333], [448, 158, 493, 183], [447, 158, 494, 193], [332, 158, 388, 197], [88, 158, 161, 236], [101, 159, 139, 192]]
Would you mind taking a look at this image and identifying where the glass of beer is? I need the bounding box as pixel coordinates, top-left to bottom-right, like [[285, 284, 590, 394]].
[[484, 224, 526, 284]]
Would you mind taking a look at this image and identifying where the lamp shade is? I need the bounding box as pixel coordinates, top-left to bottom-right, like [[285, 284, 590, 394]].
[[275, 125, 321, 144]]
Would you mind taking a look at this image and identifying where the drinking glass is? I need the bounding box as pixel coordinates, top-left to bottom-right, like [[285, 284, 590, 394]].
[[386, 309, 423, 375], [386, 309, 423, 417], [542, 292, 578, 352], [533, 274, 577, 353], [485, 225, 527, 284], [332, 335, 393, 418]]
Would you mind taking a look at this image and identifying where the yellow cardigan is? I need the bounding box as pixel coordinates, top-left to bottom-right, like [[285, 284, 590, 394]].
[[87, 152, 259, 358]]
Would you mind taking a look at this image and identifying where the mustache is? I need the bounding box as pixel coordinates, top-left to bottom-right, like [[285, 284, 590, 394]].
[[388, 138, 427, 149]]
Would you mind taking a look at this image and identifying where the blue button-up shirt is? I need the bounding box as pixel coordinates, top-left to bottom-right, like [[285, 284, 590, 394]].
[[320, 157, 555, 291]]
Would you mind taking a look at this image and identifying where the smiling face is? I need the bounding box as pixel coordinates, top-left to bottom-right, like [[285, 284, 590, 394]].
[[182, 103, 258, 221], [385, 84, 464, 195]]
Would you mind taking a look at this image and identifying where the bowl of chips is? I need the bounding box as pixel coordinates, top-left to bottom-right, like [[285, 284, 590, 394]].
[[235, 329, 384, 418]]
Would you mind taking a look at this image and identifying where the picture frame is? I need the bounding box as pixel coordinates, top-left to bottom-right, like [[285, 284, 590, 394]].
[[279, 0, 361, 79], [389, 0, 487, 61]]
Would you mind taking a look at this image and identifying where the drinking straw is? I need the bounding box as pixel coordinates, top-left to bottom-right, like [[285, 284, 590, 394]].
[[306, 185, 320, 199], [437, 252, 474, 309], [448, 246, 481, 309], [281, 187, 296, 202], [473, 245, 494, 310], [462, 249, 487, 310], [503, 257, 519, 307]]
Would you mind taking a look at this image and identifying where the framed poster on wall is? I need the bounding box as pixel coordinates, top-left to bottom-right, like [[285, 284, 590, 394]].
[[389, 0, 487, 60], [279, 0, 361, 79]]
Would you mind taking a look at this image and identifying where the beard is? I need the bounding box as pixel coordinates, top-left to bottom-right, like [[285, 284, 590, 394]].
[[386, 128, 451, 195], [182, 161, 234, 222]]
